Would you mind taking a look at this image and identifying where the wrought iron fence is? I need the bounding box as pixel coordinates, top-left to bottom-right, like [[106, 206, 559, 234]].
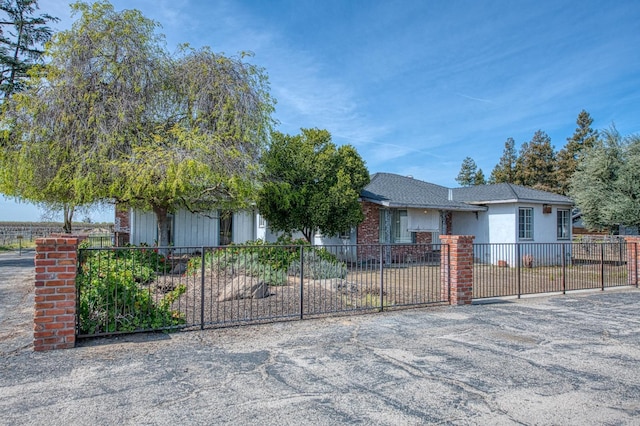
[[76, 243, 447, 337], [473, 242, 635, 299]]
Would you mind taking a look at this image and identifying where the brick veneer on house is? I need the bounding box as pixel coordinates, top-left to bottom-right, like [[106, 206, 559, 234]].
[[625, 237, 640, 287], [440, 235, 475, 305], [34, 237, 80, 351]]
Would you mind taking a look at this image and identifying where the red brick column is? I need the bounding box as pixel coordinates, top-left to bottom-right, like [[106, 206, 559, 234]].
[[34, 237, 79, 351], [440, 235, 475, 305], [625, 237, 640, 287]]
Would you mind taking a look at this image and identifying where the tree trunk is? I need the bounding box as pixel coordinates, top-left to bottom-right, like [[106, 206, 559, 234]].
[[62, 204, 74, 234], [153, 205, 171, 247]]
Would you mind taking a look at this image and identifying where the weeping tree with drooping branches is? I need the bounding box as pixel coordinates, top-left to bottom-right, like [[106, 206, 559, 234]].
[[0, 1, 275, 239]]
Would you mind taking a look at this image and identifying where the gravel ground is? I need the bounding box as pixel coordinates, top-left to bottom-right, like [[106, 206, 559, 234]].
[[2, 249, 640, 425]]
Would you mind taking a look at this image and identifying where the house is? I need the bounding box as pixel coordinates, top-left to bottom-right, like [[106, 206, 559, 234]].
[[120, 172, 573, 264], [355, 173, 574, 265]]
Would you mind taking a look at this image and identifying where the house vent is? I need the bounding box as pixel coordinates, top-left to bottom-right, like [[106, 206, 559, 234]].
[[448, 189, 453, 201]]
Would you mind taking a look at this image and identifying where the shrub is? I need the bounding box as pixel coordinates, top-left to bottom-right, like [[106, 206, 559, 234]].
[[288, 251, 347, 279], [185, 239, 346, 283], [77, 246, 185, 335]]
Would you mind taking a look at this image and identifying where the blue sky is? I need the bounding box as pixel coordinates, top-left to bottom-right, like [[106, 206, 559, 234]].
[[1, 0, 639, 222]]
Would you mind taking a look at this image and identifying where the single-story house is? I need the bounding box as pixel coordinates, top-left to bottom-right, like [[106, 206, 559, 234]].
[[119, 172, 573, 264], [353, 173, 573, 265]]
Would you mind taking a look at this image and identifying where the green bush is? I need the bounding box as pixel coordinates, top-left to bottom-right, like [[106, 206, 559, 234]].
[[77, 247, 185, 335], [288, 251, 347, 279], [185, 239, 346, 283]]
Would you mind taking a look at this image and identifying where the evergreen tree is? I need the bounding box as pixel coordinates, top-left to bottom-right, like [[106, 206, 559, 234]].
[[489, 137, 517, 183], [515, 130, 557, 192], [556, 110, 599, 195], [474, 168, 486, 185], [456, 156, 478, 187], [570, 127, 639, 231], [0, 0, 58, 99]]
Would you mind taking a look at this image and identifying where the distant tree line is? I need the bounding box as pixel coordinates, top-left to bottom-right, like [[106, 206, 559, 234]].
[[456, 110, 640, 234], [456, 109, 598, 196]]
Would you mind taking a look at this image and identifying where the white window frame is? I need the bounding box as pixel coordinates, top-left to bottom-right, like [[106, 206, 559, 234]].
[[557, 209, 570, 240], [380, 209, 416, 243], [518, 207, 533, 240]]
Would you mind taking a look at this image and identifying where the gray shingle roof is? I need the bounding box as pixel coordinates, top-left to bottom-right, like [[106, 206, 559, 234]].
[[361, 173, 573, 210], [361, 173, 486, 211], [452, 183, 573, 205]]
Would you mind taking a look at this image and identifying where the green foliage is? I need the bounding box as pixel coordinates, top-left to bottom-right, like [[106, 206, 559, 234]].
[[515, 130, 558, 193], [187, 238, 346, 283], [288, 250, 347, 279], [489, 137, 517, 184], [455, 156, 479, 187], [77, 247, 185, 335], [571, 128, 640, 231], [0, 1, 275, 244], [556, 110, 599, 195], [257, 128, 369, 242], [474, 168, 486, 186], [0, 0, 58, 99]]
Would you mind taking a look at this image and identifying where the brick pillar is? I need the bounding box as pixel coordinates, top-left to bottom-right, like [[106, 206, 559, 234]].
[[625, 237, 640, 287], [34, 237, 79, 351], [114, 203, 130, 246], [440, 235, 475, 305]]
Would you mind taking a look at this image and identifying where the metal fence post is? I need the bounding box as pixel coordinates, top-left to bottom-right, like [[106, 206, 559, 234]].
[[379, 244, 384, 312], [516, 243, 521, 299], [200, 247, 205, 330], [299, 245, 304, 320], [561, 243, 566, 295], [600, 243, 605, 291]]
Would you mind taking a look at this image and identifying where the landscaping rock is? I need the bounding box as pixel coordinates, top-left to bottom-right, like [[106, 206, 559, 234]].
[[217, 275, 269, 301]]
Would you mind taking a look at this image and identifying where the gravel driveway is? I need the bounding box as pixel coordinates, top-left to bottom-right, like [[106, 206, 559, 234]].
[[1, 249, 640, 425]]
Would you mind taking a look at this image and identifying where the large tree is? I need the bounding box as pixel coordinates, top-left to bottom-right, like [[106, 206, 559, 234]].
[[489, 137, 517, 184], [0, 0, 57, 99], [257, 128, 369, 243], [571, 128, 640, 232], [515, 130, 557, 192], [0, 1, 274, 241], [556, 110, 599, 195], [455, 156, 479, 187]]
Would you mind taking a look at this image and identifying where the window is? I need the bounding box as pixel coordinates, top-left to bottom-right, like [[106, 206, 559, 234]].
[[557, 209, 570, 239], [258, 215, 266, 228], [219, 211, 233, 246], [380, 209, 416, 243], [518, 208, 533, 240]]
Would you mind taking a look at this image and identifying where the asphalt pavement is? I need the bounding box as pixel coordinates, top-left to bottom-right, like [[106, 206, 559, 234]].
[[1, 249, 640, 425]]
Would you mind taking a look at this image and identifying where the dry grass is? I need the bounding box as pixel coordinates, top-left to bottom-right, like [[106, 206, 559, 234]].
[[146, 258, 632, 329]]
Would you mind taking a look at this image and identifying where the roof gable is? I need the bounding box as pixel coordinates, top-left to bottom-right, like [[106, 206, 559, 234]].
[[361, 173, 485, 211], [452, 183, 573, 205], [361, 173, 573, 210]]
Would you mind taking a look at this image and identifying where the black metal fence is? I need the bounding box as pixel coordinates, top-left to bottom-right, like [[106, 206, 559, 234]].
[[76, 243, 446, 337], [473, 242, 636, 299]]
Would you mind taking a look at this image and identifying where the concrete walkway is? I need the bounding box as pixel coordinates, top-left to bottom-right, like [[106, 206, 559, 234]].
[[1, 250, 640, 425]]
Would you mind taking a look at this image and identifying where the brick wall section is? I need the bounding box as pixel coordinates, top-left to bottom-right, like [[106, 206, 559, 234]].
[[357, 201, 380, 245], [625, 237, 640, 287], [34, 237, 79, 351], [357, 201, 435, 262], [114, 204, 130, 246], [440, 235, 475, 305]]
